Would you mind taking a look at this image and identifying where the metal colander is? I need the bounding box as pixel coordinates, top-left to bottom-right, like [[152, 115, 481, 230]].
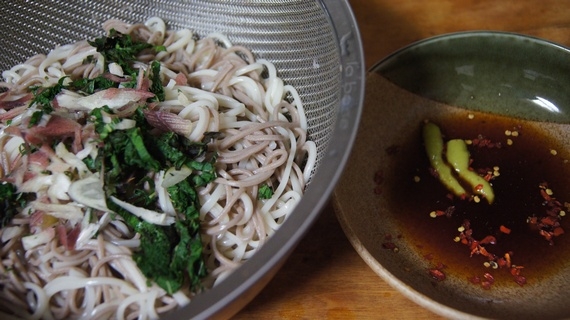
[[0, 1, 364, 318]]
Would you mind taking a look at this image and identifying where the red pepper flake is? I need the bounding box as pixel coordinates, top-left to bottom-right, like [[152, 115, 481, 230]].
[[527, 216, 538, 225], [374, 185, 383, 195], [540, 189, 552, 201], [510, 266, 524, 276], [499, 225, 511, 235], [478, 272, 495, 290], [513, 274, 527, 286], [539, 229, 554, 244], [445, 206, 456, 217], [504, 253, 512, 268], [475, 184, 484, 192], [455, 219, 530, 289], [374, 170, 384, 184], [528, 183, 567, 245], [470, 134, 502, 149], [479, 235, 497, 245], [382, 242, 397, 250], [469, 272, 501, 290], [382, 234, 399, 252], [373, 169, 384, 195], [496, 257, 508, 268], [468, 275, 481, 284], [481, 281, 493, 290], [428, 268, 446, 282], [428, 167, 437, 178], [540, 216, 557, 226], [469, 245, 480, 257]]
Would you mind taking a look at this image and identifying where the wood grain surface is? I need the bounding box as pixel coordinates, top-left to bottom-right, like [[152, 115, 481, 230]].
[[234, 1, 570, 319]]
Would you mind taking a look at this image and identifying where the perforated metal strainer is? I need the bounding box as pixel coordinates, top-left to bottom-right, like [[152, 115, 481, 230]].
[[0, 1, 364, 318]]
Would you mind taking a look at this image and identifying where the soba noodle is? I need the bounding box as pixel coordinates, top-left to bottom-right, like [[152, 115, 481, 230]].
[[0, 17, 316, 319]]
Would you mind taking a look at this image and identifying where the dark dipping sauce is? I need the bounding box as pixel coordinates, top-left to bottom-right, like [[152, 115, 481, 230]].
[[385, 112, 570, 287]]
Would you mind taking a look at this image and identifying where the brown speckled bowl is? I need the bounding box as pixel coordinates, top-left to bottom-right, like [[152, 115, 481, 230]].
[[333, 32, 570, 319]]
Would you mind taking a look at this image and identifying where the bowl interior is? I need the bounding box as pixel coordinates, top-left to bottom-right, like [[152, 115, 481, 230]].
[[375, 32, 570, 123], [334, 32, 570, 319]]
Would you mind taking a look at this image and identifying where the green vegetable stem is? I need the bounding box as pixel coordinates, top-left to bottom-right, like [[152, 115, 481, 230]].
[[446, 139, 495, 204], [422, 122, 467, 198], [422, 121, 495, 204]]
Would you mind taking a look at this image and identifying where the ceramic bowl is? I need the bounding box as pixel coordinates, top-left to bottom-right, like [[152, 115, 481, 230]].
[[333, 32, 570, 319]]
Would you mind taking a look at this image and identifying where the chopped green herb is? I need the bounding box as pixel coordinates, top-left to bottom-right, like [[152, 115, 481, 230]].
[[28, 110, 45, 127], [69, 75, 118, 94], [0, 183, 25, 228], [90, 106, 119, 139], [29, 77, 65, 111], [187, 160, 217, 187], [125, 127, 161, 172], [167, 179, 206, 290], [27, 75, 120, 127], [121, 76, 138, 89], [149, 61, 165, 102], [151, 131, 210, 169], [86, 104, 215, 293], [258, 184, 273, 200], [88, 29, 153, 75], [27, 77, 67, 126]]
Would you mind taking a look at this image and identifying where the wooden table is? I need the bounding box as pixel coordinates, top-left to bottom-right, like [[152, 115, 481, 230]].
[[234, 1, 570, 319]]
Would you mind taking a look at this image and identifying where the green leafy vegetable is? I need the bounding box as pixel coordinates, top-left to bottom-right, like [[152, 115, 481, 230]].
[[91, 106, 118, 139], [107, 204, 182, 294], [27, 75, 120, 127], [149, 60, 165, 102], [151, 131, 211, 170], [27, 77, 67, 126], [187, 160, 217, 187], [29, 77, 65, 112], [28, 111, 45, 127], [167, 179, 207, 290], [0, 182, 24, 228], [125, 127, 161, 172], [86, 105, 217, 294], [258, 184, 273, 200], [69, 75, 118, 94], [88, 29, 153, 75], [133, 222, 181, 293]]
